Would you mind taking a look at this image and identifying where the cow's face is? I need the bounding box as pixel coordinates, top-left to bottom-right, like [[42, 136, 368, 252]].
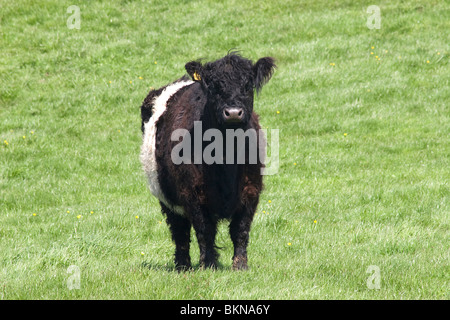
[[186, 53, 276, 127]]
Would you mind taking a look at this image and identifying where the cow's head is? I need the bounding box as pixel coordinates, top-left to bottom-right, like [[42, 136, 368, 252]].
[[185, 53, 276, 127]]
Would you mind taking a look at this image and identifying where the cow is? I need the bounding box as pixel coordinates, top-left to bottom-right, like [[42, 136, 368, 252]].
[[140, 52, 276, 270]]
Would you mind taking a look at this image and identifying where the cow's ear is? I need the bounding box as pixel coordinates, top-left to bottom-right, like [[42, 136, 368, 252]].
[[253, 57, 276, 93], [185, 61, 203, 82]]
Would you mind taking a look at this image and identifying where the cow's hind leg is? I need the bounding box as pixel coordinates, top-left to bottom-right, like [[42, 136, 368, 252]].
[[190, 207, 219, 269], [161, 202, 191, 271]]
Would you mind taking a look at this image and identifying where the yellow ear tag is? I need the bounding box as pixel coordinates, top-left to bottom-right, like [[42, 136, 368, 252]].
[[193, 72, 201, 81]]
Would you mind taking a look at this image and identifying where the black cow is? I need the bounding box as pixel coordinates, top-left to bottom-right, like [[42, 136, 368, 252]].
[[140, 52, 276, 270]]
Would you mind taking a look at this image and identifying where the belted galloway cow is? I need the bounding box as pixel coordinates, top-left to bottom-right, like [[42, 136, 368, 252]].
[[140, 52, 276, 270]]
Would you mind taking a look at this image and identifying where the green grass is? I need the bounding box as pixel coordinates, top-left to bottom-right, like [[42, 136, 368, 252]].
[[0, 0, 449, 299]]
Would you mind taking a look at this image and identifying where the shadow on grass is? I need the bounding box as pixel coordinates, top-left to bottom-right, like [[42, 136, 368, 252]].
[[140, 260, 230, 272]]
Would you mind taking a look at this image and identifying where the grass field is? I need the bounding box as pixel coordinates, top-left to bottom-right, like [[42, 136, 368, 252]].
[[0, 0, 449, 299]]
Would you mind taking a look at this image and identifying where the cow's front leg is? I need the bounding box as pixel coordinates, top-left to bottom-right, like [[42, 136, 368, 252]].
[[191, 208, 218, 269], [229, 204, 256, 270]]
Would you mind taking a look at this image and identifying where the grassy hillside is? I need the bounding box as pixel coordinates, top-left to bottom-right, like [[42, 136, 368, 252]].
[[0, 0, 448, 299]]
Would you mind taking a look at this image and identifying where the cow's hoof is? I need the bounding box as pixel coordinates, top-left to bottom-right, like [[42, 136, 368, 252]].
[[175, 258, 192, 272], [232, 256, 248, 271], [175, 264, 192, 272], [200, 260, 218, 270]]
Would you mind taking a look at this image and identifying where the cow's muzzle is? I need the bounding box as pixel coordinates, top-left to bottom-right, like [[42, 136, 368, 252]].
[[223, 107, 244, 123]]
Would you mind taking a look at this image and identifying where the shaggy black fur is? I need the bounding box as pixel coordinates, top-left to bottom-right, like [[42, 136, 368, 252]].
[[141, 53, 276, 270]]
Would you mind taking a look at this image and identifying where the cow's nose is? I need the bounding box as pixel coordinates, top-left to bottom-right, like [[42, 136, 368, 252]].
[[223, 107, 244, 123]]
